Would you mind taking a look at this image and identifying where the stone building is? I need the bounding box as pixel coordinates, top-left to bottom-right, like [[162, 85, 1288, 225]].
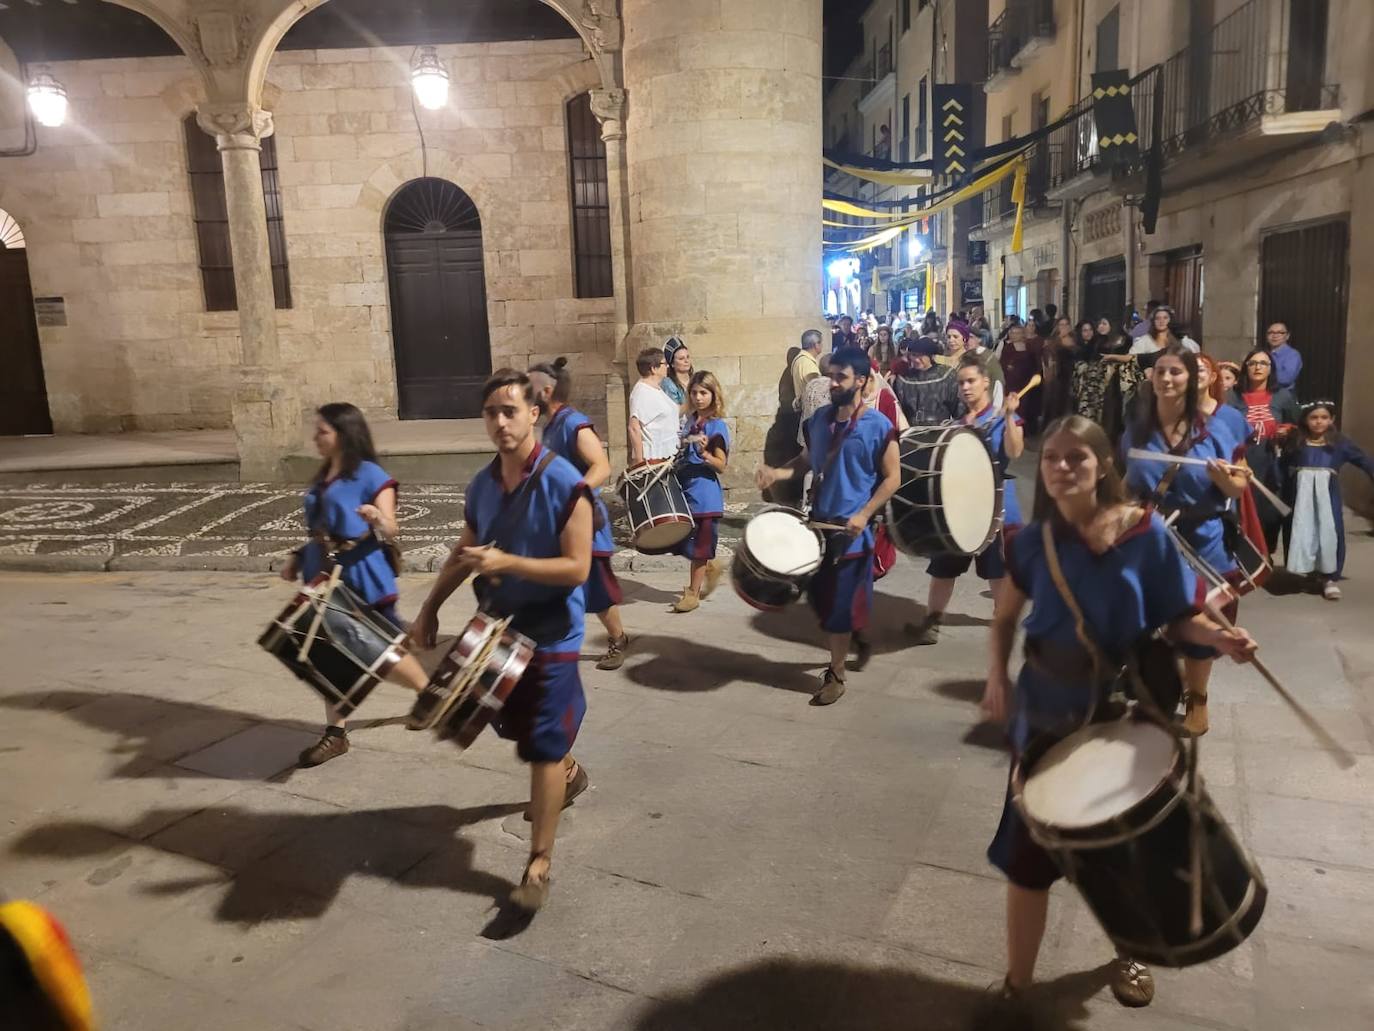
[[0, 0, 824, 482]]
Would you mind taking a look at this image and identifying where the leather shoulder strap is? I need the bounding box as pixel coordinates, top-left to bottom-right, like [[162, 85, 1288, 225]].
[[1040, 520, 1106, 682]]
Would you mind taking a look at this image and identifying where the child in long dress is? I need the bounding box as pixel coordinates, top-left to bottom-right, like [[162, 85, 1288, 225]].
[[1281, 401, 1374, 600]]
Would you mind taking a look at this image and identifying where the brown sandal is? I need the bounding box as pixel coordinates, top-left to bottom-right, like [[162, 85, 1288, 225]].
[[523, 761, 589, 821]]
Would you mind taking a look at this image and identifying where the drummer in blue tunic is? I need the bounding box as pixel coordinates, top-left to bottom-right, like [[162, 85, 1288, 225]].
[[528, 357, 631, 670], [755, 347, 902, 706], [284, 402, 432, 769], [670, 371, 731, 614], [983, 414, 1256, 1010], [910, 353, 1025, 646]]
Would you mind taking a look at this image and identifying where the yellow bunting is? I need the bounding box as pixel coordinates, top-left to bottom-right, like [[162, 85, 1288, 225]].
[[1009, 160, 1028, 253], [823, 157, 934, 185], [822, 198, 903, 220], [871, 265, 883, 295], [925, 261, 935, 310]]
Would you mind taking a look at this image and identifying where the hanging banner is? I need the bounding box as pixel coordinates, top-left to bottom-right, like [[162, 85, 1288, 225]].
[[933, 85, 976, 179], [1091, 69, 1139, 165]]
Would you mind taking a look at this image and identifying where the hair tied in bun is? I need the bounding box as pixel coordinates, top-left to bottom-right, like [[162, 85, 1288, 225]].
[[552, 356, 569, 371]]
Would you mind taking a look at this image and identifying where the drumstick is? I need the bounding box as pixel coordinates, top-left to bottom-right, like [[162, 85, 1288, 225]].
[[1200, 600, 1357, 770], [808, 519, 851, 531], [1126, 449, 1292, 516], [1013, 374, 1042, 400]]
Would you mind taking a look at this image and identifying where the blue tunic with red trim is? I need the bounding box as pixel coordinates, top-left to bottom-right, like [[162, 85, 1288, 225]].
[[300, 460, 399, 607], [541, 405, 614, 557], [677, 415, 730, 517], [1122, 418, 1237, 573], [1207, 404, 1250, 463], [463, 444, 589, 653], [1005, 512, 1203, 751], [804, 404, 895, 558]]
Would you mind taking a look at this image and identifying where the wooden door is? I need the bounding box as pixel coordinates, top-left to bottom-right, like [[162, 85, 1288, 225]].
[[0, 244, 53, 435], [384, 179, 491, 419], [1163, 246, 1204, 340], [1260, 219, 1348, 404], [1082, 257, 1126, 324]]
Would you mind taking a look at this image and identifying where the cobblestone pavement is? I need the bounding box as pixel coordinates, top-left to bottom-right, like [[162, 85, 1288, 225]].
[[2, 540, 1373, 1030], [0, 481, 758, 572]]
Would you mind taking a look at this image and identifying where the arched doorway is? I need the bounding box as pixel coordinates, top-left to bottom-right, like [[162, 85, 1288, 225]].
[[384, 178, 492, 419], [0, 209, 52, 435]]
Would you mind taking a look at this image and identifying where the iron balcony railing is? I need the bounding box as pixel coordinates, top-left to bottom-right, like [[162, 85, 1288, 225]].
[[876, 42, 893, 82], [1045, 0, 1339, 190], [987, 0, 1055, 79]]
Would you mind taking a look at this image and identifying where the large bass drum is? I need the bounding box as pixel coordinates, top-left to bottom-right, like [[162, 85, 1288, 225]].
[[731, 507, 824, 610], [1014, 716, 1266, 967], [885, 424, 1000, 557]]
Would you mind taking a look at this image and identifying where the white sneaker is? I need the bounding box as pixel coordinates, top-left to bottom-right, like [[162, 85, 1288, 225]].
[[1323, 581, 1341, 600]]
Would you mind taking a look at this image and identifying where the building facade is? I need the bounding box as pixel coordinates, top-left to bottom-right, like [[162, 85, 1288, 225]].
[[0, 0, 825, 482]]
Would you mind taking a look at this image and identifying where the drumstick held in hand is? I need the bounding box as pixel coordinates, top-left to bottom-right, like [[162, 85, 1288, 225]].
[[1013, 374, 1042, 400], [1126, 449, 1293, 516]]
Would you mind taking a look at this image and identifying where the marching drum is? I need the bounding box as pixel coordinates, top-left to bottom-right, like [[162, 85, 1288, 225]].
[[258, 572, 409, 716], [1014, 716, 1266, 967], [408, 613, 534, 751], [885, 425, 1001, 558], [731, 507, 824, 610], [619, 461, 693, 552]]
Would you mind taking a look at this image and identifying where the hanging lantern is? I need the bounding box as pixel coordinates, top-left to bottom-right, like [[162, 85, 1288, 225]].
[[27, 70, 69, 128], [410, 46, 450, 111]]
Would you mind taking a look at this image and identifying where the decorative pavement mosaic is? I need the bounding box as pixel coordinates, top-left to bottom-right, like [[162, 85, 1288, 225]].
[[0, 483, 757, 570]]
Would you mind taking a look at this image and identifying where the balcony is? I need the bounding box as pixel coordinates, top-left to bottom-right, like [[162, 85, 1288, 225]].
[[969, 141, 1059, 238], [1046, 0, 1340, 198], [985, 0, 1056, 92], [859, 41, 896, 113]]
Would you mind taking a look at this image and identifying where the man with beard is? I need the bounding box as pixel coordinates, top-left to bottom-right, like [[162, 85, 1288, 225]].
[[755, 347, 902, 705], [892, 336, 965, 426]]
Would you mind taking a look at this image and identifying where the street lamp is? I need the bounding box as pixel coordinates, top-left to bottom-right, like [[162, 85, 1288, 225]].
[[410, 46, 449, 110], [27, 70, 69, 128]]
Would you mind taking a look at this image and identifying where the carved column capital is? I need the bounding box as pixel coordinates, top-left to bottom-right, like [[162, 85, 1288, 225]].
[[589, 87, 626, 141], [197, 104, 274, 151]]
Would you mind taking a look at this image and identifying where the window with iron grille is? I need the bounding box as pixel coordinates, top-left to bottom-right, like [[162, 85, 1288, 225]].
[[566, 92, 614, 298], [182, 115, 291, 311]]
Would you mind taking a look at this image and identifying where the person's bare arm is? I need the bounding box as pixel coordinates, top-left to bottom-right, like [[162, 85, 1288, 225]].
[[1002, 393, 1026, 459], [411, 523, 478, 647], [627, 417, 645, 464], [574, 427, 612, 490], [356, 485, 399, 540], [983, 579, 1028, 722]]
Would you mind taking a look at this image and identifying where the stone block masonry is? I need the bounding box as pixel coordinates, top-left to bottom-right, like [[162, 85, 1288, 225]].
[[0, 38, 617, 437]]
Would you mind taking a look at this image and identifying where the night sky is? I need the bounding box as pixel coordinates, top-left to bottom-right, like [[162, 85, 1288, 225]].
[[824, 0, 871, 83]]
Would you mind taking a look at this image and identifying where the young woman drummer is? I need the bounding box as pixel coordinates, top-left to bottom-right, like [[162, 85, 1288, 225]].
[[671, 371, 731, 613], [283, 402, 432, 768], [1121, 346, 1252, 736], [984, 415, 1256, 1009], [528, 358, 631, 670], [909, 354, 1023, 646]]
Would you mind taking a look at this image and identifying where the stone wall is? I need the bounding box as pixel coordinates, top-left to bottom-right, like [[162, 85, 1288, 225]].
[[0, 38, 619, 435]]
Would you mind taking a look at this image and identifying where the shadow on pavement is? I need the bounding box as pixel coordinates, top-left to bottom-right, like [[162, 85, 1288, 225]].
[[749, 589, 990, 656], [9, 803, 520, 923], [631, 956, 1110, 1031], [621, 633, 819, 694]]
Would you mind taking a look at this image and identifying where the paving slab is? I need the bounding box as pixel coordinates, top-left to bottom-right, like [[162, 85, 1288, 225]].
[[1, 555, 1372, 1030]]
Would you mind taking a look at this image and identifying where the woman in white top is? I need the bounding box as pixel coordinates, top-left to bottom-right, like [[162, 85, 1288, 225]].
[[1129, 305, 1199, 359], [628, 347, 682, 463]]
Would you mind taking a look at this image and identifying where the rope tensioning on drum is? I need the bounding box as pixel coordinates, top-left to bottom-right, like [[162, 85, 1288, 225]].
[[426, 615, 515, 730], [285, 588, 405, 681]]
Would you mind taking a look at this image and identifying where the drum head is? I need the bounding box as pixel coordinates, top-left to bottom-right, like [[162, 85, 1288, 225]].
[[1022, 720, 1179, 830], [940, 429, 999, 553], [635, 518, 692, 551], [744, 510, 822, 576]]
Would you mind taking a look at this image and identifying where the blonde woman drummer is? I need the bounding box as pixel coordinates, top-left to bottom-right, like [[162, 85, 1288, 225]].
[[985, 415, 1255, 1009]]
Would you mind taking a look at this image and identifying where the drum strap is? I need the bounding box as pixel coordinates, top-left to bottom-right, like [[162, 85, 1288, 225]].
[[808, 404, 864, 513], [1040, 522, 1109, 696]]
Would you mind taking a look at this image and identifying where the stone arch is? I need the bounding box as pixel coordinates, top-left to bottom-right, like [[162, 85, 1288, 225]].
[[100, 0, 208, 73], [551, 56, 603, 105], [360, 155, 497, 239]]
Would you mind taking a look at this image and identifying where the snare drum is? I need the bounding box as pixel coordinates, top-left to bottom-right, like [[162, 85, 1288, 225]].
[[258, 573, 409, 716], [409, 613, 534, 751], [1014, 717, 1266, 967], [731, 508, 824, 610], [885, 425, 1001, 557], [619, 461, 693, 552]]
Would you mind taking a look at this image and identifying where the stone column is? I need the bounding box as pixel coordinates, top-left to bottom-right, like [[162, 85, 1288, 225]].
[[198, 104, 299, 481], [621, 0, 824, 479], [590, 87, 632, 467]]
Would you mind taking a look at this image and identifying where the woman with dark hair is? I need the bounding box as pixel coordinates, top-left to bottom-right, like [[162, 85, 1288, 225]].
[[528, 357, 631, 671], [1072, 315, 1141, 440], [984, 414, 1256, 1009], [1129, 305, 1198, 365], [867, 324, 900, 376], [284, 402, 432, 768], [1227, 347, 1300, 552], [1122, 346, 1252, 737], [1040, 317, 1084, 426], [662, 337, 693, 409]]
